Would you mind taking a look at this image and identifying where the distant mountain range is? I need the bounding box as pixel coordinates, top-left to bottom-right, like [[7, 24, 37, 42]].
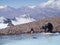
[[0, 5, 60, 19]]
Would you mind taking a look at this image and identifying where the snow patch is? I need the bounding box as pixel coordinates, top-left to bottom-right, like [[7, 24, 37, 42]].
[[0, 23, 8, 29]]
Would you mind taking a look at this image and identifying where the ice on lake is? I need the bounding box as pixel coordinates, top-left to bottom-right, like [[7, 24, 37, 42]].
[[0, 33, 60, 45]]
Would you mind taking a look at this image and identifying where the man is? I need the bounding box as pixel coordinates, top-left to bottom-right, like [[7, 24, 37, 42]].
[[42, 22, 53, 33]]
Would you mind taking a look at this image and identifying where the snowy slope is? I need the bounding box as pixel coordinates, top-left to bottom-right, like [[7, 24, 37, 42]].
[[0, 15, 35, 29], [0, 33, 60, 45], [0, 23, 8, 29], [12, 14, 35, 25], [0, 16, 8, 29]]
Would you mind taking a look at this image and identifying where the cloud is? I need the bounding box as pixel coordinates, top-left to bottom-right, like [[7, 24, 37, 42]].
[[28, 5, 36, 9], [39, 0, 60, 9], [0, 5, 7, 9]]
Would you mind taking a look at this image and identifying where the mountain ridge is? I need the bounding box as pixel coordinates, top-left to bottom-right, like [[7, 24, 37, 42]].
[[0, 5, 60, 19]]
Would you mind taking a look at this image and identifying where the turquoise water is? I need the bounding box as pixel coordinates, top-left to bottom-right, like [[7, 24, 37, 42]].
[[0, 33, 60, 45]]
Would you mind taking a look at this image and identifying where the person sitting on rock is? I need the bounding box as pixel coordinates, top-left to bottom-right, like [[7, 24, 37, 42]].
[[41, 22, 53, 33]]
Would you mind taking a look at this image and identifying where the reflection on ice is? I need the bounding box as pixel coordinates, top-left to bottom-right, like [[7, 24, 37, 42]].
[[0, 33, 60, 45]]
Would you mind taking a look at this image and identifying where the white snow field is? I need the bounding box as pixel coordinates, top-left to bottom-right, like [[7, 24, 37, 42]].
[[0, 23, 8, 29], [0, 33, 60, 45]]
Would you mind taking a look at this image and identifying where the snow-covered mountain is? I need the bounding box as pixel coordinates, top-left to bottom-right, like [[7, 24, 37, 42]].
[[0, 0, 60, 29], [0, 14, 35, 29]]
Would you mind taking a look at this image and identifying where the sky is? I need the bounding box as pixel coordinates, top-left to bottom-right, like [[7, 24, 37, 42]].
[[0, 0, 48, 8]]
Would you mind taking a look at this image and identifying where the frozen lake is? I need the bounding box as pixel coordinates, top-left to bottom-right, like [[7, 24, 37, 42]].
[[0, 33, 60, 45]]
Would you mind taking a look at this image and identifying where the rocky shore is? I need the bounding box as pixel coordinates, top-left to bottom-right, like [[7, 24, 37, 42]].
[[0, 17, 60, 35]]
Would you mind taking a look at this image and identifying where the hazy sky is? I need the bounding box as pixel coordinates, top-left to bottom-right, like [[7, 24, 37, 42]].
[[0, 0, 48, 8]]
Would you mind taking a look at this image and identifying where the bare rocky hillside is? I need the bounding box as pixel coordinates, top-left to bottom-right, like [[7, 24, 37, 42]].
[[0, 17, 60, 35]]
